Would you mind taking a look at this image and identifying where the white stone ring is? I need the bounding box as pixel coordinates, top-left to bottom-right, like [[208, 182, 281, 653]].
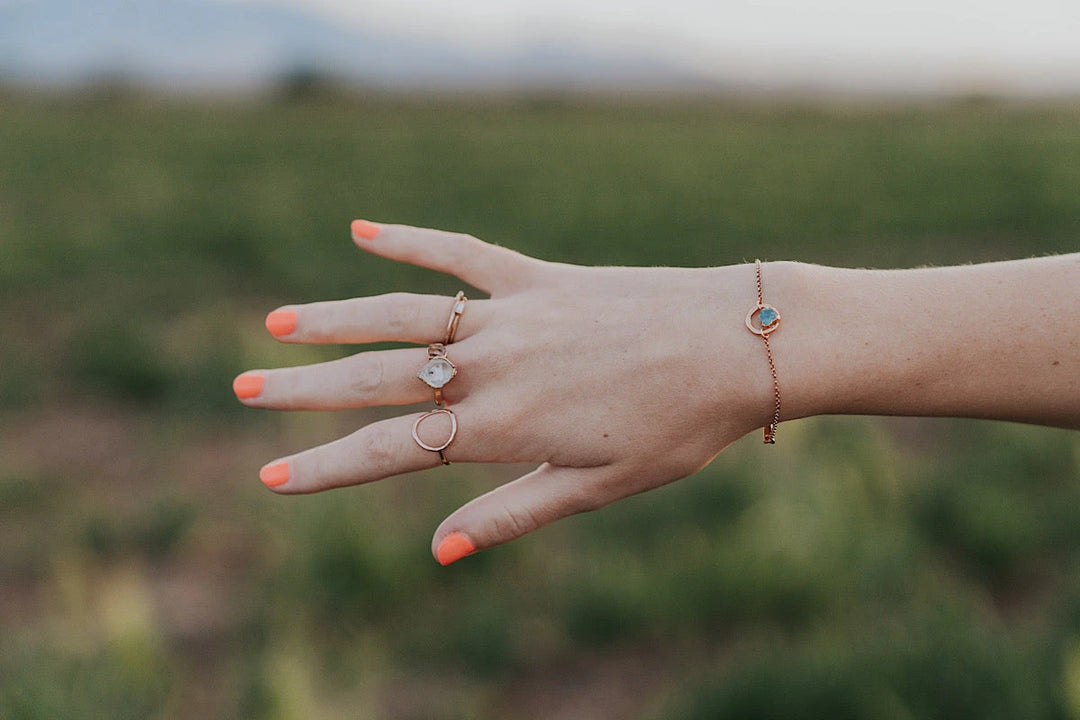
[[418, 342, 457, 406], [417, 292, 467, 407]]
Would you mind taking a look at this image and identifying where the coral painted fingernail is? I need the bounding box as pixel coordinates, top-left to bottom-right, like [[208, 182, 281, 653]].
[[260, 461, 290, 488], [351, 219, 381, 240], [233, 373, 264, 399], [436, 533, 476, 566], [265, 310, 298, 337]]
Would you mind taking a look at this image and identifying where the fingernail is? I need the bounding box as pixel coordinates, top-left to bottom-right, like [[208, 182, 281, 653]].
[[265, 310, 298, 337], [260, 461, 290, 488], [233, 373, 264, 400], [436, 532, 476, 566], [351, 219, 381, 240]]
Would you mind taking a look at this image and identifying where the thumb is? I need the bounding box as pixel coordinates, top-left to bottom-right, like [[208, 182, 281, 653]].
[[431, 463, 621, 565]]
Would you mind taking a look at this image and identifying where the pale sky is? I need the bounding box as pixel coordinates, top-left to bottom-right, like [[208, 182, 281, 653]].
[[2, 0, 1076, 92], [214, 0, 1080, 93]]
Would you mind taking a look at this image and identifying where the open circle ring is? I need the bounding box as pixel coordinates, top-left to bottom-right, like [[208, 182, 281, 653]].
[[412, 408, 458, 465]]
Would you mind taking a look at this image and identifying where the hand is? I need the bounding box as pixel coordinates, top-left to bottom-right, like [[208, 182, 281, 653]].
[[234, 221, 773, 564]]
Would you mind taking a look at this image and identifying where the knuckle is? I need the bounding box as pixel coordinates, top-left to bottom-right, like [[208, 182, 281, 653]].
[[361, 423, 397, 472], [568, 487, 609, 515], [570, 468, 629, 514], [453, 232, 486, 258], [347, 354, 385, 403], [494, 504, 545, 540], [384, 293, 425, 337], [509, 255, 543, 287], [308, 454, 341, 492]]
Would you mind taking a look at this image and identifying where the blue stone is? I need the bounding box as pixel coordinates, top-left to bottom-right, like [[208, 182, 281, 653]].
[[759, 307, 779, 326]]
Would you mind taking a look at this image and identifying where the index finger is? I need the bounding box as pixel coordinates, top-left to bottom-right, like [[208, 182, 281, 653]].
[[351, 220, 540, 296], [265, 292, 491, 345]]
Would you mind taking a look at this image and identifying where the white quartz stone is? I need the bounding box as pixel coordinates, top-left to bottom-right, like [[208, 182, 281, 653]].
[[419, 357, 456, 388]]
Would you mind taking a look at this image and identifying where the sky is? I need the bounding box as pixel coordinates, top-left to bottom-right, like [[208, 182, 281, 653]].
[[2, 0, 1078, 93], [212, 0, 1080, 93], [257, 0, 1080, 55]]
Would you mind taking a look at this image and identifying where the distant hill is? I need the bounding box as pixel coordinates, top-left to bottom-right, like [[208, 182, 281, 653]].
[[0, 0, 707, 90]]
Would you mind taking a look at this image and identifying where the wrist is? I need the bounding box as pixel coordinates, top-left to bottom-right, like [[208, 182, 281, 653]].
[[684, 261, 847, 444], [728, 255, 1080, 433], [741, 260, 831, 428]]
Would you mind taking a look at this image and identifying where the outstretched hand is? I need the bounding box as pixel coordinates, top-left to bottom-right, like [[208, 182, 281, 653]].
[[234, 221, 772, 564]]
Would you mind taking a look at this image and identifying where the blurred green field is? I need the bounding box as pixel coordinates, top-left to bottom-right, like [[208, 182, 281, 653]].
[[1, 88, 1079, 719]]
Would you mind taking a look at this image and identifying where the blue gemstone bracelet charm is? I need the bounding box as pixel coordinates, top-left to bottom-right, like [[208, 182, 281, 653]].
[[746, 303, 781, 336]]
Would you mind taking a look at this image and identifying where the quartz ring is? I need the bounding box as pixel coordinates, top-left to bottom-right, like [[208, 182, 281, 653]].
[[418, 342, 456, 406], [418, 292, 467, 406]]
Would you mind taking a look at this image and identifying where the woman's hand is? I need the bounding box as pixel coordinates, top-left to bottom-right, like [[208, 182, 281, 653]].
[[234, 221, 775, 564]]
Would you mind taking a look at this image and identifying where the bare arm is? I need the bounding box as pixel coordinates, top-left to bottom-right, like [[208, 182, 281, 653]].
[[234, 224, 1080, 564], [768, 255, 1080, 429]]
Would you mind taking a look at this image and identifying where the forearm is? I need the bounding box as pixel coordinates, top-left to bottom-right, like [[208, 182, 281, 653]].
[[237, 220, 1078, 562], [766, 254, 1080, 429]]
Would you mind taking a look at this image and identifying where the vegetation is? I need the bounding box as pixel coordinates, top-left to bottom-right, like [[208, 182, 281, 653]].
[[1, 88, 1078, 718]]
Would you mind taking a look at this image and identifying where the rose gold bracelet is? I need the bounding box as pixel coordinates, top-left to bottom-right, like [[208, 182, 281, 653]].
[[744, 259, 782, 443]]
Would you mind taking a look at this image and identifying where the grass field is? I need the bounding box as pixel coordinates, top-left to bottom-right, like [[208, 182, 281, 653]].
[[1, 88, 1079, 719]]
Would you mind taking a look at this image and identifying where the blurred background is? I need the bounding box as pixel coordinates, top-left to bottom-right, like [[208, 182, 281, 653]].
[[2, 1, 1080, 718]]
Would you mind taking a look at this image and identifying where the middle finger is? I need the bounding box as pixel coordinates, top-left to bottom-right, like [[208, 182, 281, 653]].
[[233, 345, 474, 410]]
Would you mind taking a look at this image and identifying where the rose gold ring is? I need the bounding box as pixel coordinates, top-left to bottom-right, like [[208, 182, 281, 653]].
[[418, 292, 467, 407], [412, 408, 458, 465], [418, 342, 456, 406], [415, 292, 467, 462], [443, 291, 467, 344]]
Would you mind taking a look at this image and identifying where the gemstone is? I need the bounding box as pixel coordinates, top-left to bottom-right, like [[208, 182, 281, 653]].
[[419, 357, 456, 388], [759, 306, 779, 327]]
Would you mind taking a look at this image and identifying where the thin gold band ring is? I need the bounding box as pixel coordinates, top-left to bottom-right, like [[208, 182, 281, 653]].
[[443, 291, 467, 344], [414, 291, 468, 464]]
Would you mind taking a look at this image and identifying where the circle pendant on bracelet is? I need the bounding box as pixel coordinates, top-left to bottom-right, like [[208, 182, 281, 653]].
[[745, 304, 781, 336]]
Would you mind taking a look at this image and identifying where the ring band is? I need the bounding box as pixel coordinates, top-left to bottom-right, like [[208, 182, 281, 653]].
[[412, 408, 458, 465], [418, 292, 468, 407], [415, 292, 468, 464], [444, 291, 467, 344], [419, 343, 456, 406]]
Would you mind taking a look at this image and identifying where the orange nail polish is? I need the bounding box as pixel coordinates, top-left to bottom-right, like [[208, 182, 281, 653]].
[[436, 533, 476, 566], [260, 461, 290, 488], [233, 373, 264, 399], [351, 219, 381, 240], [265, 310, 298, 337]]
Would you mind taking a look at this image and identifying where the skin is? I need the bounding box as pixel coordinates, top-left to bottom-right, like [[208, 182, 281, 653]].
[[235, 222, 1080, 563]]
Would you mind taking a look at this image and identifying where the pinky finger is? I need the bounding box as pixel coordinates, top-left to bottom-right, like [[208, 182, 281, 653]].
[[258, 411, 463, 494]]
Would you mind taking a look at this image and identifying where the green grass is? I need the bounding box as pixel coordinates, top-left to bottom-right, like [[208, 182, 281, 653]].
[[1, 88, 1079, 718]]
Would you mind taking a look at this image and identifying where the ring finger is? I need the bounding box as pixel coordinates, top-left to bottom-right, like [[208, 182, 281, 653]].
[[233, 345, 473, 410]]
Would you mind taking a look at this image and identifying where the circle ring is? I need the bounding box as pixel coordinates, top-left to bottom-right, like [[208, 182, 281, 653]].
[[412, 408, 458, 463]]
